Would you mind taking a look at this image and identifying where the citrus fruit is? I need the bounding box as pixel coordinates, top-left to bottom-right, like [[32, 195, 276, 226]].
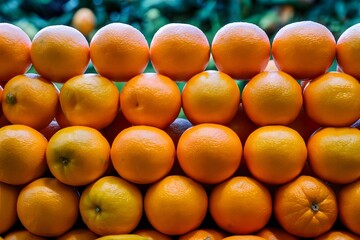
[[150, 23, 210, 81], [56, 228, 99, 240], [72, 8, 96, 36], [120, 73, 181, 129], [177, 123, 242, 184], [30, 25, 89, 83], [242, 71, 303, 126], [0, 182, 19, 234], [90, 23, 149, 81], [314, 230, 360, 240], [211, 22, 270, 80], [178, 229, 218, 240], [182, 70, 240, 125], [4, 230, 47, 240], [256, 227, 299, 240], [144, 175, 208, 235], [134, 229, 171, 240], [111, 126, 175, 184], [223, 236, 266, 240], [17, 177, 79, 237]]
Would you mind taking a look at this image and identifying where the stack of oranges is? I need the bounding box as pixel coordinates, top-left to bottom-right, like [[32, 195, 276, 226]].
[[0, 19, 360, 240]]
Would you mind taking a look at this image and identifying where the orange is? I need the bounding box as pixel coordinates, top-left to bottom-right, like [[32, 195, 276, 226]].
[[178, 229, 218, 240], [120, 73, 181, 128], [336, 23, 360, 79], [274, 175, 338, 238], [210, 176, 272, 235], [287, 108, 321, 142], [101, 109, 132, 145], [177, 123, 242, 184], [0, 125, 47, 185], [90, 23, 149, 81], [244, 125, 307, 184], [56, 229, 99, 240], [303, 71, 360, 127], [211, 22, 270, 80], [0, 182, 19, 234], [272, 21, 336, 79], [134, 229, 171, 240], [111, 126, 175, 184], [1, 74, 59, 130], [256, 227, 299, 240], [59, 74, 119, 130], [40, 119, 62, 141], [4, 230, 47, 240], [307, 127, 360, 184], [164, 117, 193, 147], [223, 236, 266, 240], [55, 106, 72, 128], [72, 8, 96, 36], [17, 177, 79, 237], [46, 126, 110, 186], [144, 175, 208, 235], [242, 71, 303, 126], [150, 23, 210, 81], [182, 70, 240, 125], [314, 230, 360, 240], [0, 23, 31, 82], [79, 176, 143, 236], [338, 179, 360, 235], [30, 25, 89, 83]]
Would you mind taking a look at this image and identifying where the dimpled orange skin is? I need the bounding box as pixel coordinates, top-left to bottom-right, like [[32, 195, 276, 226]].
[[0, 182, 20, 234], [212, 22, 270, 80], [256, 227, 300, 240], [150, 23, 210, 81], [314, 230, 360, 240], [272, 21, 336, 80]]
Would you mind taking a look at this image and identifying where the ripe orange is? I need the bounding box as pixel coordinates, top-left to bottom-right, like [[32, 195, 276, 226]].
[[178, 229, 218, 240], [144, 175, 208, 235], [336, 23, 360, 79], [134, 229, 171, 240], [101, 109, 132, 145], [120, 73, 181, 129], [211, 22, 270, 80], [4, 230, 47, 240], [303, 71, 360, 127], [256, 227, 299, 240], [56, 228, 99, 240], [0, 182, 19, 234], [72, 8, 96, 36], [17, 178, 79, 237], [90, 23, 149, 81], [210, 176, 272, 234], [307, 127, 360, 184], [150, 23, 210, 81], [274, 175, 338, 238], [314, 230, 360, 240], [242, 71, 303, 126], [31, 25, 89, 83], [79, 176, 143, 236], [59, 74, 119, 130], [0, 125, 47, 185], [338, 179, 360, 235], [223, 236, 266, 240], [244, 125, 307, 185], [272, 21, 336, 79], [111, 126, 175, 184], [177, 123, 242, 184], [182, 70, 240, 125], [164, 117, 193, 147], [46, 126, 110, 186], [1, 74, 59, 130], [0, 23, 31, 82]]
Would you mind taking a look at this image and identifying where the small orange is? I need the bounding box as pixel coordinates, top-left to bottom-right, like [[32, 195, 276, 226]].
[[338, 179, 360, 235], [314, 230, 360, 240], [307, 127, 360, 184], [31, 25, 90, 83], [177, 123, 242, 184], [17, 178, 79, 237], [111, 126, 175, 184], [178, 229, 218, 240], [223, 236, 266, 240], [79, 176, 143, 236], [0, 23, 31, 82], [72, 8, 96, 36], [101, 109, 132, 145], [150, 23, 210, 81], [4, 230, 47, 240], [242, 71, 303, 126], [272, 21, 336, 79], [59, 74, 119, 130], [144, 175, 208, 235], [336, 23, 360, 79], [120, 73, 181, 129], [211, 22, 270, 80], [209, 176, 272, 235], [0, 182, 20, 234], [274, 175, 338, 238], [134, 229, 171, 240], [164, 117, 193, 147], [46, 126, 110, 186], [56, 228, 99, 240], [2, 74, 59, 130], [244, 125, 307, 185], [0, 125, 47, 185], [182, 70, 240, 125], [256, 227, 299, 240], [303, 71, 360, 127], [90, 23, 149, 81]]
